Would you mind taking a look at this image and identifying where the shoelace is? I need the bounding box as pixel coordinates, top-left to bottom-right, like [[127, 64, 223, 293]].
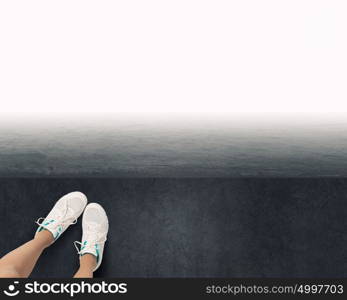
[[74, 223, 107, 255], [36, 204, 78, 232]]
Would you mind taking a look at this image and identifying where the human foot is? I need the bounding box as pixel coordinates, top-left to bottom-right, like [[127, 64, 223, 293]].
[[74, 203, 109, 271], [35, 192, 88, 241]]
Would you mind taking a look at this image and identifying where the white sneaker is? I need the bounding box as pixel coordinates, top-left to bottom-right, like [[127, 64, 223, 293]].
[[74, 203, 109, 271], [35, 192, 88, 241]]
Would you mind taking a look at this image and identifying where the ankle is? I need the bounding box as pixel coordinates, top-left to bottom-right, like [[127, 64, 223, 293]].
[[34, 230, 54, 248], [79, 254, 97, 271]]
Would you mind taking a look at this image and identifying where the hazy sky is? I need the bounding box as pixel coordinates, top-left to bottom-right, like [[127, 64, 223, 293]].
[[0, 0, 346, 114]]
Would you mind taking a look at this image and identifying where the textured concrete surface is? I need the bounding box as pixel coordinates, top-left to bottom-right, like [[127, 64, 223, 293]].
[[1, 114, 347, 177], [0, 178, 346, 278]]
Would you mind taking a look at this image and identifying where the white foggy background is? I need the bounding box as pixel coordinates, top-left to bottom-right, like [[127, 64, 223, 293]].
[[0, 0, 347, 115], [1, 1, 347, 178]]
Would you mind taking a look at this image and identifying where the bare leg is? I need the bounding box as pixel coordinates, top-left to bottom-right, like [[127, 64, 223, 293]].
[[73, 254, 97, 278], [0, 230, 53, 278]]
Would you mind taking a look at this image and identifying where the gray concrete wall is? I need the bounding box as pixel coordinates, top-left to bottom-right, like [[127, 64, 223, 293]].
[[1, 114, 347, 177]]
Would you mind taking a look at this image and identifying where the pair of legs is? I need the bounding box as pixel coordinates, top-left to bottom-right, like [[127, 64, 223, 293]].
[[0, 230, 96, 278], [0, 191, 109, 278]]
